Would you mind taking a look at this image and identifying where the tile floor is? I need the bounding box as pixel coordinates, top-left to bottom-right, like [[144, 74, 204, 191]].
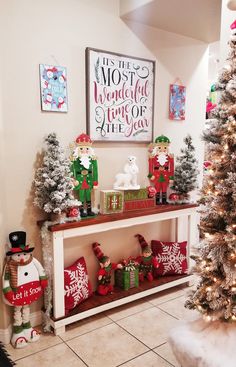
[[6, 283, 199, 367]]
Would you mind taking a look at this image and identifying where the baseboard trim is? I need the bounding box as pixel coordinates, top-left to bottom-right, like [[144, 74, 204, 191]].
[[0, 324, 12, 345], [0, 310, 42, 345]]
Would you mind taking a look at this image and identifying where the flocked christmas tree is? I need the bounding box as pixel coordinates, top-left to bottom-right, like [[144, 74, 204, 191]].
[[185, 20, 236, 322], [172, 134, 199, 202], [34, 132, 80, 215]]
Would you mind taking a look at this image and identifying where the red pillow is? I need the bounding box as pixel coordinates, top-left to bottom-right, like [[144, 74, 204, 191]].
[[151, 240, 188, 276], [64, 257, 92, 314]]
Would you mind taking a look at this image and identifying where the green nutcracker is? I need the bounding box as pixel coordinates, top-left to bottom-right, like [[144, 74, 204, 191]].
[[71, 133, 98, 217]]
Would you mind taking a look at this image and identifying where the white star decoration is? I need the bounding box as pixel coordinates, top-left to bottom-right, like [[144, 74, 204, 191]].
[[12, 235, 18, 241]]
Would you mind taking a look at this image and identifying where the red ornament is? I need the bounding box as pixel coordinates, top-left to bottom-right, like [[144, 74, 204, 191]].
[[169, 193, 179, 202], [206, 101, 217, 113], [68, 207, 79, 218], [203, 160, 213, 173]]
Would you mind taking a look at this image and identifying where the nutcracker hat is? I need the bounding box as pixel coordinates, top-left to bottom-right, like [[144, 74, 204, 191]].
[[6, 231, 34, 256], [155, 135, 171, 146], [135, 234, 151, 253], [92, 242, 109, 264], [76, 133, 93, 146]]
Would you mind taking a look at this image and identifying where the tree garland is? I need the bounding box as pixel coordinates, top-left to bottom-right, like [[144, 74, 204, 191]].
[[40, 221, 54, 332]]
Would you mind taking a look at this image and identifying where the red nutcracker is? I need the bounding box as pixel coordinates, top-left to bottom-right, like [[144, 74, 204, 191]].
[[135, 234, 159, 282], [148, 135, 174, 204], [92, 242, 122, 296]]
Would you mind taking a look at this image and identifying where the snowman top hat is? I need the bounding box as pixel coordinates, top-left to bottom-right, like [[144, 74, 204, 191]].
[[6, 231, 34, 256]]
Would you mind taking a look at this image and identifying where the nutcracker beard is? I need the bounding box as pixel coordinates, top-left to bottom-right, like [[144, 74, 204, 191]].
[[79, 155, 91, 169], [157, 152, 168, 166]]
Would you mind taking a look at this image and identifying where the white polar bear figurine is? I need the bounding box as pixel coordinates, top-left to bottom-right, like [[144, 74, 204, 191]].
[[113, 156, 140, 190]]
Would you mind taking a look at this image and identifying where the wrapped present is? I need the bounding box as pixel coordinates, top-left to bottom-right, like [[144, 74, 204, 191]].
[[100, 190, 124, 214], [115, 258, 139, 290], [124, 198, 155, 211], [123, 188, 148, 201]]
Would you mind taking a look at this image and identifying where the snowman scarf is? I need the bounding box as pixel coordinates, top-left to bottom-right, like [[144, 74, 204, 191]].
[[5, 256, 33, 289]]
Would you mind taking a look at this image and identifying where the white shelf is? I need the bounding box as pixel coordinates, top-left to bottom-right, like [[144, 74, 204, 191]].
[[43, 204, 198, 334]]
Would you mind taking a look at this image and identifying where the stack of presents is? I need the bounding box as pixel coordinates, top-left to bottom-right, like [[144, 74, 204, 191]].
[[100, 187, 156, 214]]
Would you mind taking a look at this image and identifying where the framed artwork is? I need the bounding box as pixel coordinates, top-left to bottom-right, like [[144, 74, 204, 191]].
[[39, 64, 68, 112], [169, 84, 186, 120], [86, 48, 155, 142]]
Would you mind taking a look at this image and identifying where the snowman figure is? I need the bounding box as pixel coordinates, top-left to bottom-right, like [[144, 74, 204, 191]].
[[57, 96, 66, 110], [58, 72, 66, 84], [44, 93, 53, 108], [46, 66, 58, 80], [2, 231, 48, 349]]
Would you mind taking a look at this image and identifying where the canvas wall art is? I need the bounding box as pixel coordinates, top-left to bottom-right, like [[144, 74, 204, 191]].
[[169, 84, 186, 120], [39, 64, 68, 112], [86, 48, 155, 142]]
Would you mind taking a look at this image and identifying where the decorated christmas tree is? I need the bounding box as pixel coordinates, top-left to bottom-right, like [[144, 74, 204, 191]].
[[34, 132, 79, 215], [172, 134, 199, 202], [185, 20, 236, 322]]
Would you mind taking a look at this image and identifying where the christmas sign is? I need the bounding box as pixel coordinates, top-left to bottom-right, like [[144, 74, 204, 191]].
[[86, 48, 155, 142], [39, 64, 68, 112], [169, 84, 186, 120], [4, 281, 43, 306]]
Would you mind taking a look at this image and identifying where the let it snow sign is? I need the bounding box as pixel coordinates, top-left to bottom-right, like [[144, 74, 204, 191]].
[[86, 48, 155, 142]]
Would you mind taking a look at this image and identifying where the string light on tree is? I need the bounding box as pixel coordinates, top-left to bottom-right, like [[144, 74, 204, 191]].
[[185, 20, 236, 323]]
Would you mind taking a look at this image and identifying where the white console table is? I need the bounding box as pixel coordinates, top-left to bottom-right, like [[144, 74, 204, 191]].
[[43, 204, 198, 335]]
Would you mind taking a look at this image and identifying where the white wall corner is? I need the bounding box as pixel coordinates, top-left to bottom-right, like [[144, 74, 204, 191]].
[[119, 0, 153, 17]]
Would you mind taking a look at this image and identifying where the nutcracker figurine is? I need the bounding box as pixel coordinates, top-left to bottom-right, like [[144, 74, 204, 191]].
[[148, 135, 174, 204], [92, 242, 122, 295], [135, 234, 159, 282], [2, 231, 48, 349], [71, 133, 98, 217]]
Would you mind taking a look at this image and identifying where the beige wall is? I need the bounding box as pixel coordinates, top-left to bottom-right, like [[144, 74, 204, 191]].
[[0, 48, 11, 329], [0, 0, 208, 331]]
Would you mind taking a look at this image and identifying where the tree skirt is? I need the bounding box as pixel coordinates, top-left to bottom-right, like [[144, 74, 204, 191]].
[[169, 318, 236, 367], [0, 342, 15, 366]]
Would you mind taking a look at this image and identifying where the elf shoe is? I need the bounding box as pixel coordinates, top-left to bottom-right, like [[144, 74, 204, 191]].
[[23, 323, 40, 343], [11, 329, 28, 349], [97, 285, 109, 296], [79, 208, 87, 218], [107, 284, 114, 293], [87, 202, 96, 216]]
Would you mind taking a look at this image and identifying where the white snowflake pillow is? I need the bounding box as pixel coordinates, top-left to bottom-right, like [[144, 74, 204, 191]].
[[151, 240, 188, 276], [64, 257, 92, 314]]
